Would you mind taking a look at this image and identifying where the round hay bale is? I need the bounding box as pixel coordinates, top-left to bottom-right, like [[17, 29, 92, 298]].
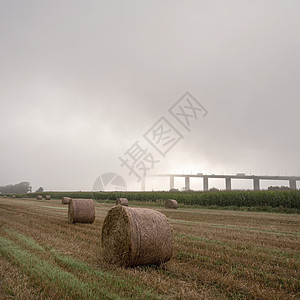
[[45, 195, 51, 200], [3, 195, 7, 198], [62, 197, 71, 204], [68, 199, 95, 224], [36, 195, 43, 200], [116, 198, 128, 206], [12, 195, 16, 198], [165, 199, 178, 209], [102, 205, 173, 267]]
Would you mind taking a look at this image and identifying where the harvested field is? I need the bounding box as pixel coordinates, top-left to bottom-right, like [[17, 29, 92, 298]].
[[0, 197, 299, 299]]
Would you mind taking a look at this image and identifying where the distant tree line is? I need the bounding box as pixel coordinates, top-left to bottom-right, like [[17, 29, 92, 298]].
[[0, 182, 32, 194]]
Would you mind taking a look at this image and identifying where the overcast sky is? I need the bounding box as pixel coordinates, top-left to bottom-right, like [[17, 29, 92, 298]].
[[1, 1, 299, 191]]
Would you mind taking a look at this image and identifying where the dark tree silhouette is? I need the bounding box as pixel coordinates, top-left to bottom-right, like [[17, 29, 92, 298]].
[[35, 187, 44, 193], [0, 182, 32, 194]]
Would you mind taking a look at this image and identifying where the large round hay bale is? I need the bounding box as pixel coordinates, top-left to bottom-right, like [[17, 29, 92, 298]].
[[62, 197, 71, 204], [36, 195, 43, 200], [116, 198, 128, 206], [45, 195, 51, 200], [102, 205, 173, 267], [165, 199, 178, 209], [68, 199, 95, 224]]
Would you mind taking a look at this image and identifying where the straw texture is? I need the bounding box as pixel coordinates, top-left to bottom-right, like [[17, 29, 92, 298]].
[[68, 199, 95, 224], [45, 195, 51, 200], [102, 205, 173, 267], [165, 199, 178, 209], [116, 198, 128, 206], [36, 195, 43, 200], [62, 197, 71, 204]]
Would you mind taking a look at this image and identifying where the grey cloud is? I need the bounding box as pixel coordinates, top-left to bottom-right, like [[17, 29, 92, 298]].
[[0, 1, 299, 191]]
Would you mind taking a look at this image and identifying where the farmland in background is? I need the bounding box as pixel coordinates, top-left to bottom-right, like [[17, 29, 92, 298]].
[[13, 190, 300, 213], [0, 197, 299, 299]]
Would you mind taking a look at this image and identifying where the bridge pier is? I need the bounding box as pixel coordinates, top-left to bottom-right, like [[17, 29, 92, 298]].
[[147, 174, 300, 191], [225, 178, 232, 191], [289, 179, 297, 190], [185, 176, 190, 190], [203, 176, 209, 191], [253, 178, 260, 191], [170, 176, 174, 190]]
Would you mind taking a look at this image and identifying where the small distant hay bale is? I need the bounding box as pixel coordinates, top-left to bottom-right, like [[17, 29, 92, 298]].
[[102, 205, 173, 267], [45, 195, 51, 200], [12, 195, 16, 198], [62, 197, 71, 204], [68, 199, 95, 224], [116, 198, 128, 206], [165, 199, 178, 209], [36, 195, 43, 200], [3, 195, 7, 198]]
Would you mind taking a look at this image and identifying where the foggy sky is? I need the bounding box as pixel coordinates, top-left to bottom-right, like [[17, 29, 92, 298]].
[[1, 1, 299, 191]]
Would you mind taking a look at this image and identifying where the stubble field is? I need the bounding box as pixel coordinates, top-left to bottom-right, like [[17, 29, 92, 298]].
[[0, 197, 299, 299]]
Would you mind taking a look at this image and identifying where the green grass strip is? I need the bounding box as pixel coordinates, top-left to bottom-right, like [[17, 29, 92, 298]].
[[175, 233, 300, 261], [0, 236, 122, 300], [40, 206, 67, 210], [3, 229, 164, 300], [170, 219, 300, 236], [40, 206, 110, 215], [5, 229, 45, 252], [176, 233, 225, 245], [210, 224, 300, 236], [51, 250, 163, 300]]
